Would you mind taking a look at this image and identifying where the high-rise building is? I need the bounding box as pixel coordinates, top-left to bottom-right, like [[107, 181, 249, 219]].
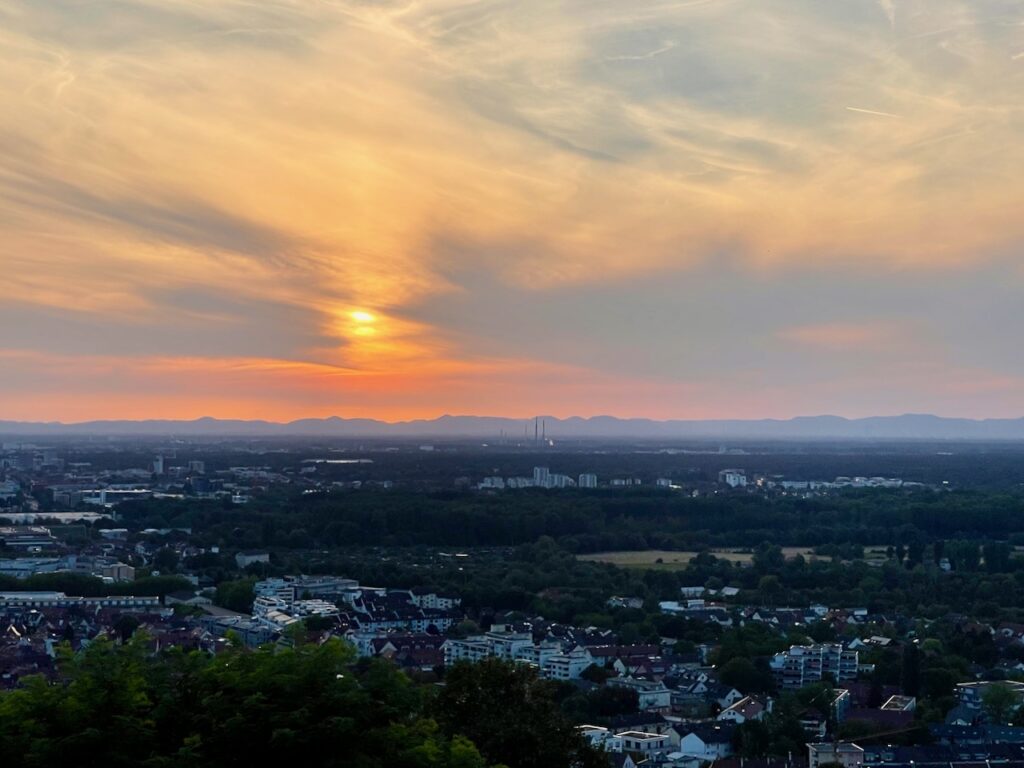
[[718, 469, 747, 488], [533, 466, 551, 488], [578, 473, 598, 489], [152, 455, 164, 475], [770, 644, 858, 689], [549, 474, 574, 488]]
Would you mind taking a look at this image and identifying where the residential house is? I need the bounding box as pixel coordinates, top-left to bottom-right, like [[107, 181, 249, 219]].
[[607, 677, 673, 712], [718, 696, 767, 724], [615, 731, 671, 758], [808, 743, 864, 768], [677, 723, 736, 760]]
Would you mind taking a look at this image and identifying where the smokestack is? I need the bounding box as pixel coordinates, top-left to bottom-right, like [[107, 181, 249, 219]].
[[542, 419, 546, 441], [534, 417, 538, 443]]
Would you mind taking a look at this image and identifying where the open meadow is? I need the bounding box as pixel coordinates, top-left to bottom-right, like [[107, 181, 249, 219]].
[[577, 547, 816, 571]]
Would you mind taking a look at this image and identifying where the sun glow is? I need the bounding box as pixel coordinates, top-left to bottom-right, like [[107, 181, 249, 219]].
[[3, 0, 1024, 421]]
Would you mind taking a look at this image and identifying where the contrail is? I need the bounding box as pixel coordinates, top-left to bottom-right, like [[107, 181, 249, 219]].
[[846, 106, 901, 118], [606, 42, 676, 61]]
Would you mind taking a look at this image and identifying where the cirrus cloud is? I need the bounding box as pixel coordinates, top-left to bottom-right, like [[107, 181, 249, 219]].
[[1, 0, 1024, 420]]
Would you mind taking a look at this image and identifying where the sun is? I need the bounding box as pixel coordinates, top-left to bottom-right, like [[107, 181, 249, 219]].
[[350, 310, 375, 324]]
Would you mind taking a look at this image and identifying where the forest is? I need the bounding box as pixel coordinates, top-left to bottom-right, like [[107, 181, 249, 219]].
[[109, 486, 1024, 552]]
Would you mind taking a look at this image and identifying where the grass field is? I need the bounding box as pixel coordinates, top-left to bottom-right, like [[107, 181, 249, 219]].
[[577, 547, 815, 570]]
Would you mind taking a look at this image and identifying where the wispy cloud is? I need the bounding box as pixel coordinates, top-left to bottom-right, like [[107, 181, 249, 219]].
[[778, 322, 908, 350], [877, 0, 897, 29], [605, 41, 677, 61], [1, 0, 1024, 418], [845, 106, 902, 118]]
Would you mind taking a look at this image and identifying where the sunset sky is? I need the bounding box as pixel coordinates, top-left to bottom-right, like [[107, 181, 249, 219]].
[[2, 0, 1024, 422]]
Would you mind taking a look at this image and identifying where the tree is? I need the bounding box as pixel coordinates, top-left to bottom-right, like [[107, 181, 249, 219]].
[[984, 542, 1013, 573], [758, 575, 783, 605], [705, 577, 725, 592], [434, 659, 605, 768], [0, 636, 509, 768], [734, 719, 771, 757], [719, 657, 770, 695], [448, 736, 490, 768], [215, 577, 256, 612], [563, 685, 639, 720], [580, 664, 614, 685], [921, 668, 958, 700], [983, 683, 1019, 724], [900, 642, 921, 697], [113, 614, 140, 644], [933, 539, 946, 565], [906, 541, 925, 568], [867, 676, 884, 709], [448, 619, 481, 639], [950, 541, 981, 572], [753, 544, 785, 573], [153, 547, 179, 573]]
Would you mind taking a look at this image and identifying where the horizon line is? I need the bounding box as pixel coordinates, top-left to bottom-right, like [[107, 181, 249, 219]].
[[2, 412, 1024, 427]]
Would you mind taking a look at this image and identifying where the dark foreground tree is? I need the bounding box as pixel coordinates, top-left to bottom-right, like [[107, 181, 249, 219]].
[[0, 636, 511, 768], [434, 658, 607, 768]]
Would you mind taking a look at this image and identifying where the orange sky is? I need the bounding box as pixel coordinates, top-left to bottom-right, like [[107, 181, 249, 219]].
[[2, 0, 1024, 422]]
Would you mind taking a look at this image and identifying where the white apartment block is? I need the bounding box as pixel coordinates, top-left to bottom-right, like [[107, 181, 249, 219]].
[[542, 649, 594, 680], [442, 637, 493, 665], [411, 591, 462, 611], [718, 469, 747, 488], [515, 642, 564, 669], [771, 644, 859, 689], [442, 631, 594, 680]]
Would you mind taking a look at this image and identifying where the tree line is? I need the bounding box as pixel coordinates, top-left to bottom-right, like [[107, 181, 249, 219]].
[[0, 634, 606, 768]]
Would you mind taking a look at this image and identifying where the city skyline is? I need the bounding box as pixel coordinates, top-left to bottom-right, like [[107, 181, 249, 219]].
[[3, 0, 1024, 421]]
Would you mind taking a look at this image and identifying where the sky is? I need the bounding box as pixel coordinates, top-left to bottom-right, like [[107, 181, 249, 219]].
[[2, 0, 1024, 422]]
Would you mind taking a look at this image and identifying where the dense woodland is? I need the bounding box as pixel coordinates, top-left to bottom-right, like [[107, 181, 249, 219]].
[[0, 634, 605, 768], [92, 486, 1024, 621], [111, 486, 1024, 551]]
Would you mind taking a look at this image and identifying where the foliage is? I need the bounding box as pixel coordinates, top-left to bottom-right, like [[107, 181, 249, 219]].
[[0, 637, 514, 768], [215, 578, 257, 612], [719, 657, 774, 695], [433, 659, 607, 768], [982, 683, 1020, 724]]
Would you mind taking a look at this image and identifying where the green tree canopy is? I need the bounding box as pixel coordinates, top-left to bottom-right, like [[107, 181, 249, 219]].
[[0, 636, 508, 768]]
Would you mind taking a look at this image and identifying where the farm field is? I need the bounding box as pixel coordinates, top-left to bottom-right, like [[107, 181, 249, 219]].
[[577, 547, 816, 570]]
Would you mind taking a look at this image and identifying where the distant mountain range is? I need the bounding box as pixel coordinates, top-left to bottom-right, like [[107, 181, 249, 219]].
[[3, 414, 1024, 440]]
